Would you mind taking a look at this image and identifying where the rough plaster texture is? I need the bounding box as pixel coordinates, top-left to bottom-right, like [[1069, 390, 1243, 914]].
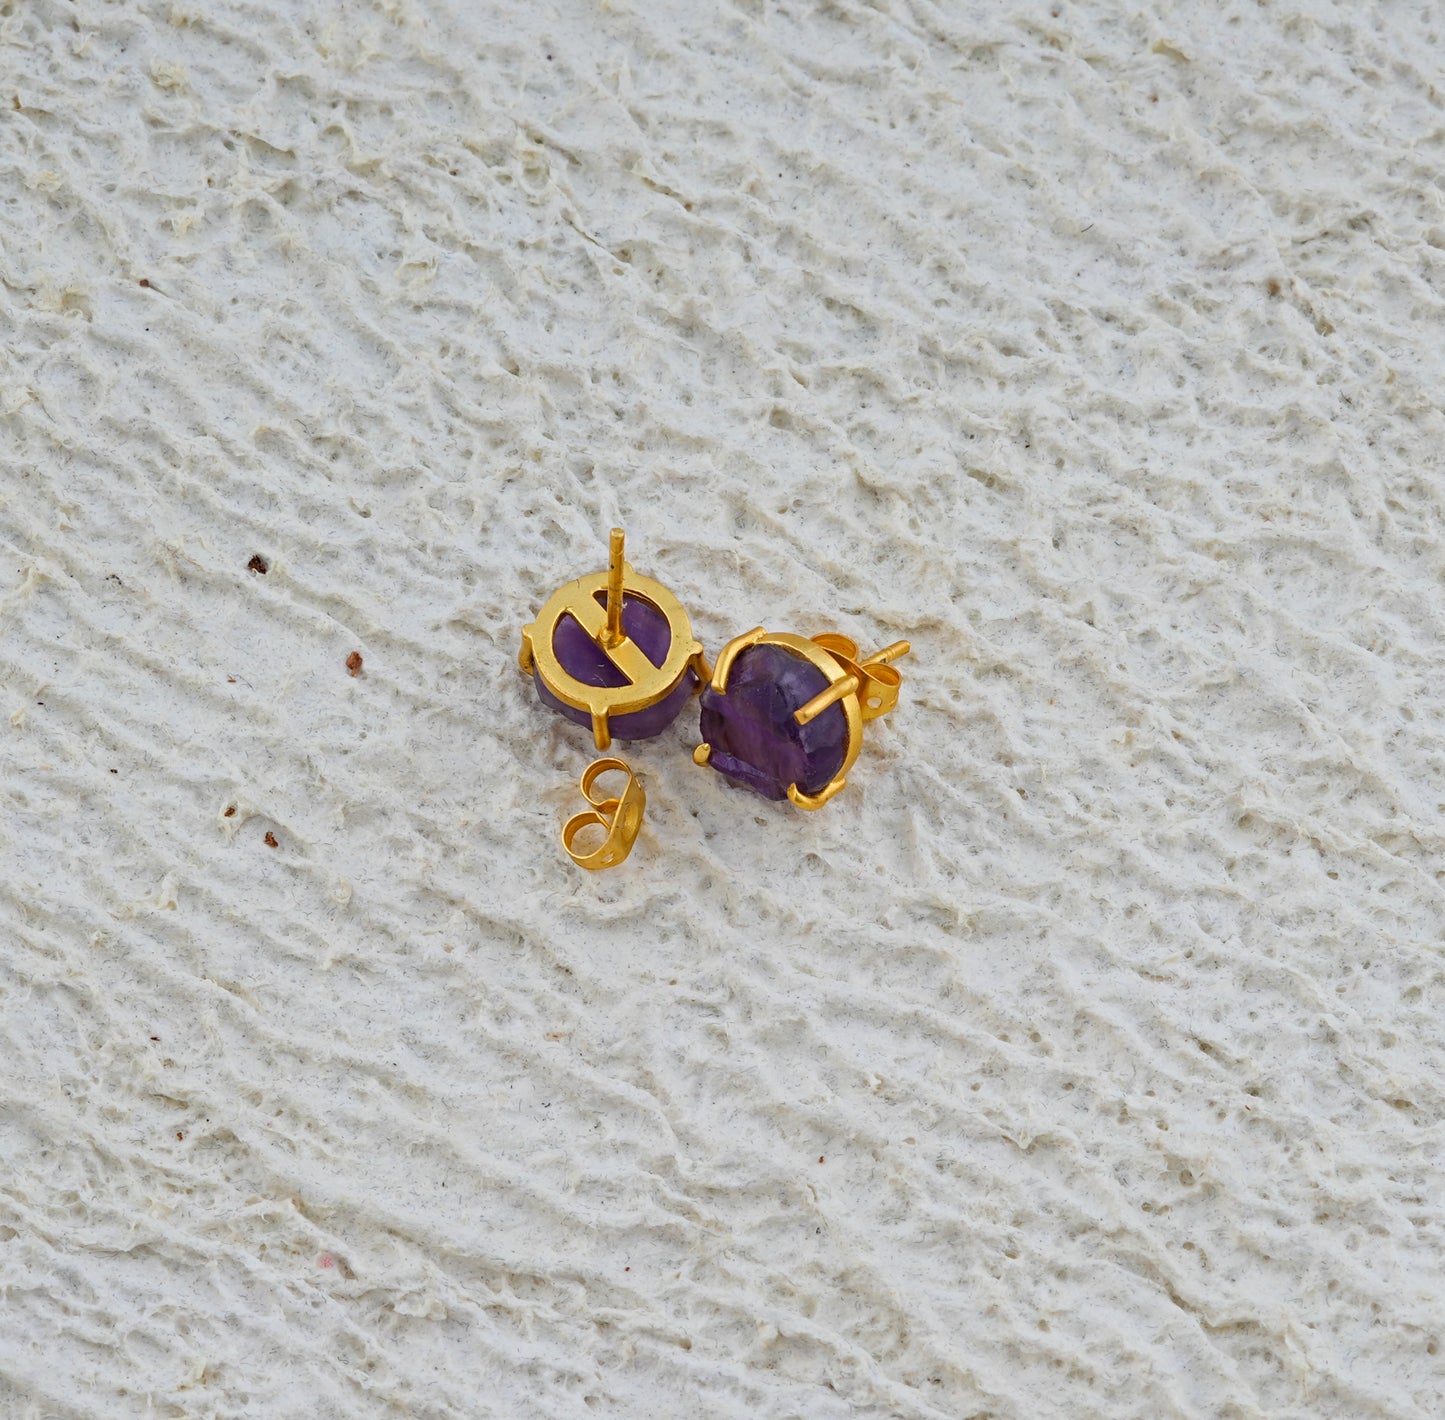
[[2, 1, 1443, 1416]]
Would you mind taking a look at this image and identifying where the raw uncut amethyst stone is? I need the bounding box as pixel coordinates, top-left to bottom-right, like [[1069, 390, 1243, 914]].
[[698, 643, 849, 801], [533, 594, 697, 740]]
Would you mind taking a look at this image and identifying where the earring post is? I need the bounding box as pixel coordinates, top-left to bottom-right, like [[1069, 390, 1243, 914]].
[[794, 673, 860, 727], [864, 640, 911, 666], [603, 526, 626, 647]]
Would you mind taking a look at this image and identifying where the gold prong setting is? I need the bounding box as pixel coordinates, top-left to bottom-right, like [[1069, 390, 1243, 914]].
[[520, 528, 706, 749], [787, 778, 847, 811], [696, 628, 910, 810], [708, 626, 765, 694]]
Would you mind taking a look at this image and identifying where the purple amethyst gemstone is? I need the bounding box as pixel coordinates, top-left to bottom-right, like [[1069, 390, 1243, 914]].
[[534, 594, 697, 740], [698, 643, 849, 800]]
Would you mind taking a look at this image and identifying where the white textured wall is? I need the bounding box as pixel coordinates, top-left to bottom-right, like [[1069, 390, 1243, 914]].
[[2, 1, 1443, 1416]]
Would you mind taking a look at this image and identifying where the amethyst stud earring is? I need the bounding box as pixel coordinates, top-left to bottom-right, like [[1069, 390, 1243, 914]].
[[519, 528, 709, 751], [693, 630, 911, 809]]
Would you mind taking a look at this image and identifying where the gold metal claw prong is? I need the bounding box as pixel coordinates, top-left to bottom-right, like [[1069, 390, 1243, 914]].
[[710, 627, 766, 693], [518, 625, 536, 675], [591, 710, 612, 751], [787, 778, 846, 811], [689, 642, 711, 688], [693, 742, 712, 766], [794, 673, 860, 727]]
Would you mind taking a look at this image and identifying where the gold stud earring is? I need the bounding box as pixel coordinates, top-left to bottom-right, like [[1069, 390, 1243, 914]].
[[693, 630, 911, 809], [519, 527, 709, 751]]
